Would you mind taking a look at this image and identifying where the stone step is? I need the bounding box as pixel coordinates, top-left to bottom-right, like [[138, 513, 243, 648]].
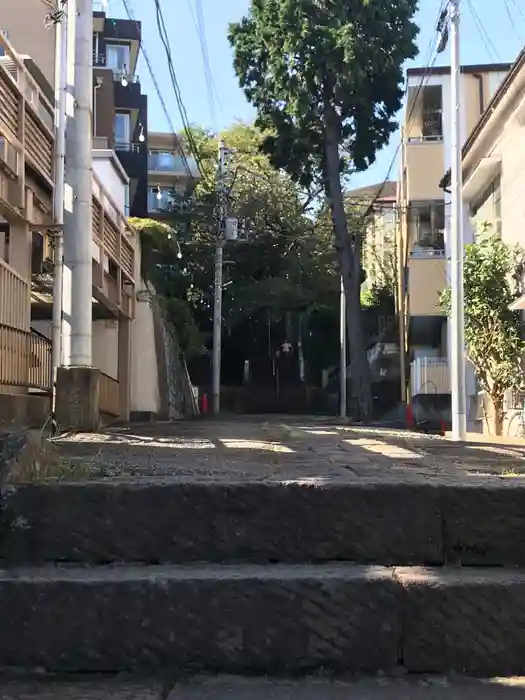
[[0, 675, 524, 699], [0, 564, 524, 676], [1, 480, 525, 566]]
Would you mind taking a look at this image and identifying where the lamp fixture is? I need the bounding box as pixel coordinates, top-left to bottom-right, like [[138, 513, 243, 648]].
[[120, 66, 128, 87], [138, 124, 145, 142]]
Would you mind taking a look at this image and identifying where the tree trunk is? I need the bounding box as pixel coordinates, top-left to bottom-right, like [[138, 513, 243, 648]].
[[491, 393, 504, 436], [323, 104, 373, 420]]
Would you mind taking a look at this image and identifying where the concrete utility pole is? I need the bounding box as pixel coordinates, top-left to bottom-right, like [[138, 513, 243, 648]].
[[339, 274, 347, 419], [51, 3, 68, 405], [63, 0, 93, 367], [211, 140, 226, 414], [449, 0, 467, 440]]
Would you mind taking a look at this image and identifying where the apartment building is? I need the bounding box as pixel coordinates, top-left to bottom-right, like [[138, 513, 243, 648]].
[[147, 132, 200, 216], [93, 10, 148, 217], [398, 62, 510, 401], [438, 48, 525, 434], [0, 31, 57, 424]]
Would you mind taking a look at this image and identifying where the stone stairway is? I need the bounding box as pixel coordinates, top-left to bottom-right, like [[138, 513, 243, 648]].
[[1, 477, 525, 676]]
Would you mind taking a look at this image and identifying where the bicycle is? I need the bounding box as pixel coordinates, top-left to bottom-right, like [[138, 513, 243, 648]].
[[506, 395, 525, 439]]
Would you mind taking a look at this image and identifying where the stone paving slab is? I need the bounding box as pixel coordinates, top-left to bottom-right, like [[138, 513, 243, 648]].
[[0, 676, 164, 699], [166, 676, 525, 699], [46, 420, 525, 485]]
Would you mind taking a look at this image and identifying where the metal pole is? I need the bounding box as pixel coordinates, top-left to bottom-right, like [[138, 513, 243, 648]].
[[211, 140, 225, 414], [339, 274, 347, 419], [64, 0, 92, 366], [398, 131, 408, 405], [450, 0, 467, 440], [51, 8, 68, 410]]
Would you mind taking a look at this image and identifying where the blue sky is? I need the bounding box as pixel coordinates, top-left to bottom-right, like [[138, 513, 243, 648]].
[[108, 0, 524, 189]]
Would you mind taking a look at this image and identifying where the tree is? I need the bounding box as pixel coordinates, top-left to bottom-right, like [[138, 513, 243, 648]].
[[440, 226, 525, 435], [228, 0, 418, 418], [134, 123, 339, 380]]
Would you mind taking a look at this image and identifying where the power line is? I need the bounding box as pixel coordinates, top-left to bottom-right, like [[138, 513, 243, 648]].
[[466, 0, 501, 62], [188, 0, 222, 129], [362, 3, 446, 219], [504, 0, 525, 41], [119, 0, 196, 181], [152, 0, 214, 187]]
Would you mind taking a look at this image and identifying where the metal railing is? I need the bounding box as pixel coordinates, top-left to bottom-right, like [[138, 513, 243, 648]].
[[0, 260, 29, 329], [410, 357, 449, 396], [0, 323, 52, 391], [99, 371, 120, 416], [115, 140, 141, 153]]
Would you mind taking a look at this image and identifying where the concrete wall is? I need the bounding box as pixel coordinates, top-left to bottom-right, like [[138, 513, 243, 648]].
[[93, 156, 129, 213], [0, 1, 56, 88], [93, 320, 118, 380]]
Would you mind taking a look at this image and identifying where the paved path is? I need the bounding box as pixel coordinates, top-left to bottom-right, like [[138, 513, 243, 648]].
[[52, 417, 525, 484], [1, 676, 525, 699]]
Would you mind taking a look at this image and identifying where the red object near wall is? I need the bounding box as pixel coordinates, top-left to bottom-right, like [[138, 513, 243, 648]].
[[201, 392, 208, 415]]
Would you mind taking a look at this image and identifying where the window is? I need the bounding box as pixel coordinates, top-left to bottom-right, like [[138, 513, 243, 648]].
[[114, 112, 130, 147], [421, 86, 443, 139], [148, 186, 182, 212], [411, 201, 445, 251], [471, 176, 501, 233], [124, 184, 130, 216], [106, 43, 130, 75], [0, 223, 9, 263], [0, 29, 8, 58]]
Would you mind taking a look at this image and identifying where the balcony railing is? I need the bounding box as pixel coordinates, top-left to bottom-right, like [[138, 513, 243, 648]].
[[115, 140, 142, 154], [92, 54, 139, 83], [0, 323, 52, 391], [410, 357, 449, 396], [99, 371, 120, 416], [0, 259, 29, 330], [148, 152, 199, 177]]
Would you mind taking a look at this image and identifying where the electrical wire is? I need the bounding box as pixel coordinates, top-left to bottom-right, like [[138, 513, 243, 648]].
[[466, 0, 501, 62], [188, 0, 223, 129], [120, 0, 196, 181], [152, 0, 214, 188], [509, 0, 525, 24], [361, 0, 449, 218], [503, 0, 525, 42]]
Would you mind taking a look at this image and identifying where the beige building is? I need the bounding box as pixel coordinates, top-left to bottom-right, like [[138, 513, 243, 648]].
[[147, 132, 200, 216], [0, 32, 57, 423], [440, 48, 525, 434], [397, 62, 510, 400]]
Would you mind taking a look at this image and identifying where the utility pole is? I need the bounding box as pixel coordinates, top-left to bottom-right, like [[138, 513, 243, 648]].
[[51, 3, 68, 408], [397, 130, 408, 406], [448, 0, 467, 440], [339, 274, 347, 419], [63, 0, 93, 367], [212, 140, 226, 414]]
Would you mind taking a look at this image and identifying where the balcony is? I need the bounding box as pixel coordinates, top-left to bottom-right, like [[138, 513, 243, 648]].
[[148, 152, 199, 178], [405, 140, 444, 201], [114, 140, 142, 154], [410, 357, 449, 396], [407, 256, 447, 316]]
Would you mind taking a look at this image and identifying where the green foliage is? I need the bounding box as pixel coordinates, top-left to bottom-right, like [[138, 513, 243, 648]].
[[228, 0, 418, 417], [440, 226, 525, 427], [228, 0, 418, 186], [132, 123, 340, 372]]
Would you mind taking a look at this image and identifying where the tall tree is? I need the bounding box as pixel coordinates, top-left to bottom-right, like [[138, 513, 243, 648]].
[[229, 0, 418, 418], [134, 123, 338, 378], [441, 226, 525, 435]]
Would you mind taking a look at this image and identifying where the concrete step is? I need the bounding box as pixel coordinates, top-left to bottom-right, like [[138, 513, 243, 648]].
[[0, 675, 524, 699], [1, 480, 525, 566], [0, 564, 525, 676]]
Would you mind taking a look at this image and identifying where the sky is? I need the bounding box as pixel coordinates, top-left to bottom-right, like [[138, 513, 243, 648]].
[[107, 0, 525, 190]]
